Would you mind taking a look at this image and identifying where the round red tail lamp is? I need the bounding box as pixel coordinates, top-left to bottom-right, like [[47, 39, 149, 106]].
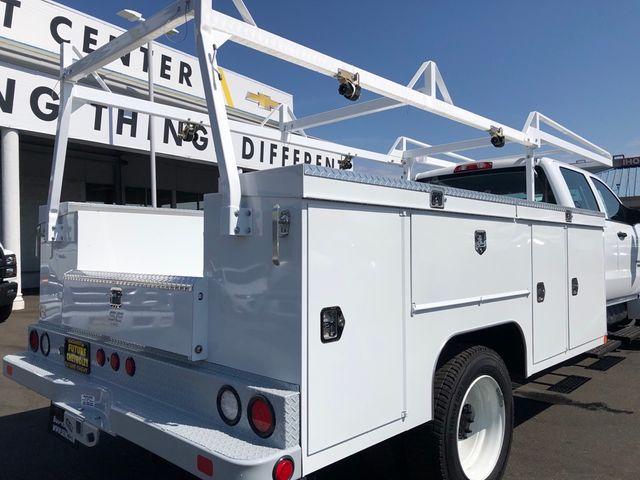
[[273, 456, 294, 480], [125, 357, 136, 377], [110, 352, 120, 371], [29, 330, 39, 352], [248, 395, 275, 438], [96, 349, 106, 367]]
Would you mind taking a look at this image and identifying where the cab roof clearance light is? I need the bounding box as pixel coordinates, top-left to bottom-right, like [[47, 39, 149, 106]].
[[454, 162, 493, 173]]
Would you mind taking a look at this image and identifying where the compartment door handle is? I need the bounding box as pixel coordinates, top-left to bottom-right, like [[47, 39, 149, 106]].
[[571, 277, 579, 296], [272, 205, 290, 266]]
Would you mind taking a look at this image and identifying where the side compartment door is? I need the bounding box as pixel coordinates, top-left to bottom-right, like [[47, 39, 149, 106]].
[[568, 225, 607, 349], [307, 204, 404, 455], [532, 224, 568, 363]]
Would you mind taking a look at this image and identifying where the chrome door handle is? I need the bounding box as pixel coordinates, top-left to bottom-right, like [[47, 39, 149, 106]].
[[618, 231, 628, 240]]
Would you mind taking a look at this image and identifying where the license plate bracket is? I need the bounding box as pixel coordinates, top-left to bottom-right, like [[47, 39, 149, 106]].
[[64, 337, 90, 374], [48, 403, 78, 448]]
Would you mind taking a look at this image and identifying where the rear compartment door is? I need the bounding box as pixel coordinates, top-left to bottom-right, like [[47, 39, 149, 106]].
[[307, 204, 404, 455], [568, 225, 606, 349]]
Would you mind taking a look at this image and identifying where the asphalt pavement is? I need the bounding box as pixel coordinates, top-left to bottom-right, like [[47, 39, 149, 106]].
[[1, 296, 639, 479]]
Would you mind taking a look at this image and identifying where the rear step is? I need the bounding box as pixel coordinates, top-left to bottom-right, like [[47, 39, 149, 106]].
[[586, 339, 622, 358], [547, 375, 590, 394], [608, 325, 640, 344], [586, 356, 625, 372]]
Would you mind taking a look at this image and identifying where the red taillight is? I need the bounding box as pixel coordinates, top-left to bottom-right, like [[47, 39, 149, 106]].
[[110, 353, 120, 371], [196, 455, 214, 476], [29, 330, 39, 352], [125, 357, 136, 377], [6, 364, 13, 376], [248, 395, 275, 438], [96, 349, 106, 367], [453, 161, 493, 173], [273, 456, 294, 480]]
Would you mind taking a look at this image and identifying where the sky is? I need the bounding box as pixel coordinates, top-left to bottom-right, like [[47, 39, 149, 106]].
[[54, 0, 640, 169]]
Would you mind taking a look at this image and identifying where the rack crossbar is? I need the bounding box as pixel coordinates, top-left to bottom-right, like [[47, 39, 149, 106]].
[[64, 0, 193, 83], [204, 9, 532, 146]]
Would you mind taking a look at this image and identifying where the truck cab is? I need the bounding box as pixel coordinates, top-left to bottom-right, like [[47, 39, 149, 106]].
[[0, 242, 18, 323], [416, 157, 640, 322]]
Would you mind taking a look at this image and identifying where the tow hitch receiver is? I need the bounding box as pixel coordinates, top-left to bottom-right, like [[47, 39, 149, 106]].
[[48, 403, 100, 448]]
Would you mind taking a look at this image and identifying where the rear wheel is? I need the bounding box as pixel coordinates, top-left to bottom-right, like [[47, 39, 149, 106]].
[[431, 346, 513, 480], [0, 304, 11, 323]]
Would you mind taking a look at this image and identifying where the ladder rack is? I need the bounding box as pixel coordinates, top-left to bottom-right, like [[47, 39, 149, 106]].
[[45, 0, 612, 240]]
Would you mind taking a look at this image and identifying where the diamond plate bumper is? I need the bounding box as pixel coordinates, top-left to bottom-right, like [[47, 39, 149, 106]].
[[3, 334, 301, 479]]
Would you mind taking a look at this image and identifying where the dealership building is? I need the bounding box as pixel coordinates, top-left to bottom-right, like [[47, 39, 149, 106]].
[[0, 0, 334, 308], [598, 155, 640, 209], [7, 2, 633, 314]]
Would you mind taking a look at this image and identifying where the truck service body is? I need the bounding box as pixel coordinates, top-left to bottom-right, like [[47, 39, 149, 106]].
[[2, 2, 617, 479], [416, 157, 640, 323]]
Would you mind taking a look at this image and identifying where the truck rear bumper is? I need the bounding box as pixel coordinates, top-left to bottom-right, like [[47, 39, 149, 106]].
[[3, 351, 301, 480]]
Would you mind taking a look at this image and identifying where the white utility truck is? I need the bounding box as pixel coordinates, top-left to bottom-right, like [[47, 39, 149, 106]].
[[2, 2, 618, 480], [416, 156, 640, 327]]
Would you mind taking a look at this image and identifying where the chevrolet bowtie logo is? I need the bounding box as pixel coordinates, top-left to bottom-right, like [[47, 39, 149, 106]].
[[246, 92, 280, 111]]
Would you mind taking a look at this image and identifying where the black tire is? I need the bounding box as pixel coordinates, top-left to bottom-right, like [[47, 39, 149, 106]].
[[430, 345, 513, 480], [0, 304, 11, 324]]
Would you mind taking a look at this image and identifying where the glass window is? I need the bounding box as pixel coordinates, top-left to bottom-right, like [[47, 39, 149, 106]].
[[124, 187, 148, 206], [176, 191, 204, 210], [592, 178, 625, 222], [559, 168, 599, 211], [417, 166, 557, 204], [158, 190, 173, 209], [85, 183, 115, 204], [124, 188, 172, 207], [533, 167, 557, 204]]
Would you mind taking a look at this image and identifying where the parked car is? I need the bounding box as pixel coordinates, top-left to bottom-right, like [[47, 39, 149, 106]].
[[0, 242, 18, 323]]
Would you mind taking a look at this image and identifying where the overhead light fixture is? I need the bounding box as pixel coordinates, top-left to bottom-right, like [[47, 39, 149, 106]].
[[117, 9, 179, 36], [117, 9, 144, 22]]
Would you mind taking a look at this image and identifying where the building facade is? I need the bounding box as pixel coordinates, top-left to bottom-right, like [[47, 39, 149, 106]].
[[598, 155, 640, 209], [0, 0, 301, 304]]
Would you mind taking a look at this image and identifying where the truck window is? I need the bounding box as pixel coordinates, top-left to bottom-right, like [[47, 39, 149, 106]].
[[417, 166, 557, 204], [559, 168, 599, 211], [592, 178, 625, 222]]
